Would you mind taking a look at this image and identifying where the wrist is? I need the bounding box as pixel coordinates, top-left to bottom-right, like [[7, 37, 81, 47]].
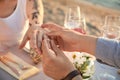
[[72, 75, 82, 80], [78, 34, 97, 55], [61, 70, 82, 80]]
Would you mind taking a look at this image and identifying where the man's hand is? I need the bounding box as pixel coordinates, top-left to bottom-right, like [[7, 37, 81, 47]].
[[41, 23, 82, 52], [41, 35, 75, 80]]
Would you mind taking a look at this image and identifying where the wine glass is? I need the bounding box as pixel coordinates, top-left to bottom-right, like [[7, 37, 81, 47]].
[[102, 15, 120, 40], [64, 6, 86, 34]]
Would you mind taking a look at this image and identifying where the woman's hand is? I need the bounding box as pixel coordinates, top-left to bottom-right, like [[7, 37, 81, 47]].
[[41, 23, 82, 52], [41, 35, 75, 80], [19, 26, 45, 53], [19, 0, 44, 53]]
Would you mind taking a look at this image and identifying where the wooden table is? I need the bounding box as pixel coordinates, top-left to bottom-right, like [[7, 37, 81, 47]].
[[92, 61, 120, 80], [0, 46, 52, 80], [0, 46, 120, 80]]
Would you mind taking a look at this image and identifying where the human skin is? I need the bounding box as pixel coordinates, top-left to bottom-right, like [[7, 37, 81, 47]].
[[41, 23, 98, 55], [0, 0, 44, 52], [40, 23, 97, 79], [19, 0, 44, 53], [41, 35, 77, 80]]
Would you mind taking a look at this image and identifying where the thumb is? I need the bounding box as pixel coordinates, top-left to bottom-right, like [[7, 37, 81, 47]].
[[51, 40, 63, 56]]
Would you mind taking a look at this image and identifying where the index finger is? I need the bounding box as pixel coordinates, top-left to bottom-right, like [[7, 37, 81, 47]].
[[41, 23, 63, 31]]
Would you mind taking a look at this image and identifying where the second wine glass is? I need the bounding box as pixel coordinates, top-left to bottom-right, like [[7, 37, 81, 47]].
[[102, 15, 120, 40]]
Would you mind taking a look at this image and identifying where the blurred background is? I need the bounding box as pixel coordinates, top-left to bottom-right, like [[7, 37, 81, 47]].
[[43, 0, 120, 36]]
